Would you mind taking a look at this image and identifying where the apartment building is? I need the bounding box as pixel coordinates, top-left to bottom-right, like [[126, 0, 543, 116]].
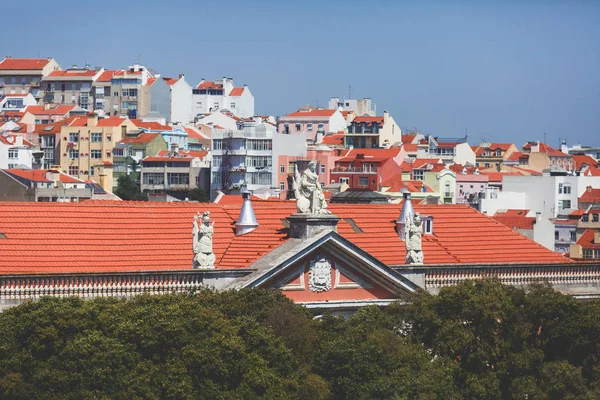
[[0, 57, 60, 102], [192, 78, 254, 118], [0, 133, 34, 169], [92, 65, 153, 118], [0, 169, 92, 202], [151, 75, 193, 124], [328, 96, 376, 116], [59, 115, 136, 191], [0, 94, 37, 112], [42, 66, 105, 110], [345, 112, 401, 148], [473, 142, 518, 168], [277, 108, 347, 138], [113, 131, 168, 183], [330, 148, 406, 191]]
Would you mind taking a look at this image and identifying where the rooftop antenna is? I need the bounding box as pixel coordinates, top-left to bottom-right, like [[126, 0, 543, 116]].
[[544, 131, 547, 144], [138, 53, 142, 64], [348, 85, 352, 99]]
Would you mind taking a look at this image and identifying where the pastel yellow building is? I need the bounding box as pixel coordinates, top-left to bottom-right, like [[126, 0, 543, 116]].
[[59, 115, 136, 191]]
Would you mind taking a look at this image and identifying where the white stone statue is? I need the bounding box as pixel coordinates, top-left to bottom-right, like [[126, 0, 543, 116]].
[[192, 211, 216, 269], [294, 161, 329, 214], [405, 212, 424, 265], [308, 257, 332, 292]]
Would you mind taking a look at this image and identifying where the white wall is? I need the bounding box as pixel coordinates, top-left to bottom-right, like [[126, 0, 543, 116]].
[[328, 109, 348, 133], [454, 142, 476, 166], [195, 112, 239, 130], [170, 77, 193, 124], [0, 135, 33, 169]]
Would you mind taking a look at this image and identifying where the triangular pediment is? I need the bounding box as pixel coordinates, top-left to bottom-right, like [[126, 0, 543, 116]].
[[227, 231, 418, 308]]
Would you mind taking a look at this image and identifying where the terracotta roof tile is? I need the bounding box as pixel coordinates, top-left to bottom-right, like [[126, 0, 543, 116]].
[[3, 169, 82, 184], [121, 133, 159, 144], [228, 88, 244, 96], [95, 70, 118, 82], [572, 154, 598, 170], [130, 119, 170, 130], [579, 188, 600, 204], [576, 229, 600, 250], [48, 70, 97, 77], [24, 105, 77, 116], [0, 202, 570, 274], [0, 58, 52, 70], [285, 109, 336, 117]]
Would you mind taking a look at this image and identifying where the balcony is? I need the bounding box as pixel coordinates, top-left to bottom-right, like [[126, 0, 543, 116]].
[[443, 191, 454, 199], [30, 81, 41, 87]]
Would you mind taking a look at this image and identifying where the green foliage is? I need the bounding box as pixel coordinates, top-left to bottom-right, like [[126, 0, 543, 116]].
[[114, 174, 148, 201], [0, 283, 598, 399], [188, 187, 210, 202]]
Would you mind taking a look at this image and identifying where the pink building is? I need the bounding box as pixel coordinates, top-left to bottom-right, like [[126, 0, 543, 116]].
[[277, 108, 348, 139], [454, 169, 489, 204], [330, 148, 407, 191]]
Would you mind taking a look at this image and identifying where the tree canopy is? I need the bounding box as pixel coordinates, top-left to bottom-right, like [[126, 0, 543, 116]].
[[0, 280, 598, 399], [114, 174, 148, 201]]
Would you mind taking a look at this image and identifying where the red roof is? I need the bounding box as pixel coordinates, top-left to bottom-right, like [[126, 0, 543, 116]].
[[402, 135, 416, 144], [572, 154, 598, 170], [0, 202, 570, 274], [24, 105, 77, 116], [584, 168, 600, 177], [492, 215, 536, 230], [576, 229, 600, 250], [196, 81, 223, 90], [163, 77, 179, 85], [337, 148, 402, 163], [145, 77, 157, 86], [479, 171, 524, 182], [95, 70, 118, 82], [353, 116, 384, 124], [185, 127, 207, 140], [505, 151, 528, 161], [130, 119, 170, 130], [3, 169, 82, 184], [48, 70, 97, 77], [285, 109, 336, 117], [579, 188, 600, 204], [402, 144, 418, 152], [96, 117, 127, 127], [229, 88, 244, 96], [381, 178, 433, 193], [0, 58, 52, 70], [322, 133, 344, 145]]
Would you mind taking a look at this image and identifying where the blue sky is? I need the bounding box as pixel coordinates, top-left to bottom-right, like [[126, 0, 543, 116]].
[[4, 0, 600, 146]]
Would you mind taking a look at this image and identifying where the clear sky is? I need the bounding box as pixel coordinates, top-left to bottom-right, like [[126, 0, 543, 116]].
[[4, 0, 600, 146]]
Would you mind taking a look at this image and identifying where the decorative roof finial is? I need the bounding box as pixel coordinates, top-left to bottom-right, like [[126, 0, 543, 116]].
[[235, 192, 259, 235]]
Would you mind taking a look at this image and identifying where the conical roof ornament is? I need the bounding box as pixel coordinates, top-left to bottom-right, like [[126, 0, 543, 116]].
[[235, 192, 259, 235], [396, 191, 414, 240]]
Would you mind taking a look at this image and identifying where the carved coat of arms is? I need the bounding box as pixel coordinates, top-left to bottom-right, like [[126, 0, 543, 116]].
[[308, 257, 332, 292]]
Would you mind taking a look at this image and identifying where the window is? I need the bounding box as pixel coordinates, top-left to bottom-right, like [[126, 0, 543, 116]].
[[143, 173, 164, 185], [555, 230, 559, 240], [69, 149, 79, 159], [307, 123, 313, 131], [594, 214, 599, 223], [412, 170, 424, 181], [280, 164, 285, 173], [90, 167, 94, 176], [558, 183, 563, 194], [167, 173, 189, 185], [230, 102, 236, 108], [69, 132, 79, 142], [246, 156, 271, 168], [484, 163, 490, 167], [106, 151, 111, 158], [71, 83, 77, 91], [559, 199, 571, 210], [564, 185, 571, 194], [295, 124, 301, 132], [91, 150, 102, 159], [68, 166, 79, 176], [582, 214, 589, 222], [197, 102, 202, 107], [358, 177, 368, 186], [496, 149, 502, 156], [280, 182, 285, 191], [246, 140, 272, 151], [570, 231, 576, 242], [8, 149, 18, 159], [321, 164, 325, 174], [340, 177, 349, 184], [318, 123, 324, 130], [113, 92, 118, 97], [113, 148, 124, 157], [91, 132, 102, 142], [106, 135, 111, 142], [71, 95, 77, 104], [583, 249, 593, 259], [422, 217, 433, 234]]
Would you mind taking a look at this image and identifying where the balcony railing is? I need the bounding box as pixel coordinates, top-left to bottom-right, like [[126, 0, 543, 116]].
[[331, 166, 378, 174]]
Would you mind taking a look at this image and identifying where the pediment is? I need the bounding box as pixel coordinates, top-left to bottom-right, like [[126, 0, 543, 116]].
[[229, 231, 418, 306]]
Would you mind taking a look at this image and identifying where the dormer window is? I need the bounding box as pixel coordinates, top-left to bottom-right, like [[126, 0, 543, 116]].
[[485, 149, 491, 156], [582, 214, 589, 222], [421, 215, 433, 234], [496, 149, 502, 156], [593, 214, 599, 223]]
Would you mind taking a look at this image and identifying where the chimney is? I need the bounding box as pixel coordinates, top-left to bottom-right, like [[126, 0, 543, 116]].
[[179, 74, 184, 79], [396, 192, 414, 240], [235, 192, 259, 235], [383, 111, 389, 124], [88, 114, 98, 127]]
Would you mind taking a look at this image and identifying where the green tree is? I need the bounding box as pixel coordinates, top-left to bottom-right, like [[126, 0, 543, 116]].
[[188, 187, 210, 202], [114, 174, 148, 201]]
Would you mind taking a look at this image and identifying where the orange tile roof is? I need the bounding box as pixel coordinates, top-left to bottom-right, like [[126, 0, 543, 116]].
[[479, 171, 524, 182], [228, 88, 244, 96], [95, 70, 118, 82], [576, 229, 600, 250], [185, 127, 208, 141], [402, 144, 418, 152], [572, 154, 598, 170], [3, 169, 82, 184], [0, 58, 52, 70], [584, 168, 600, 177], [322, 133, 344, 145], [163, 77, 179, 85], [402, 134, 416, 143], [353, 116, 384, 124], [336, 147, 401, 163], [196, 81, 223, 90], [382, 179, 433, 193], [145, 77, 157, 86], [286, 109, 336, 117], [492, 215, 536, 230], [48, 70, 97, 77], [579, 188, 600, 204], [505, 151, 527, 161], [0, 202, 570, 274], [24, 105, 77, 116], [96, 117, 127, 127]]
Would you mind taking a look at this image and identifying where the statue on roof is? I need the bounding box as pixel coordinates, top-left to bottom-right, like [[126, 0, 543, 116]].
[[294, 160, 330, 214], [192, 211, 215, 269], [405, 212, 424, 265]]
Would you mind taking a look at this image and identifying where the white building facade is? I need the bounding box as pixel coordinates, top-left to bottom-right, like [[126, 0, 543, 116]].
[[0, 133, 33, 169], [192, 78, 254, 119]]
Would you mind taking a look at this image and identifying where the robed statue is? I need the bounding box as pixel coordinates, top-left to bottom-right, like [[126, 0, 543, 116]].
[[192, 211, 216, 269], [294, 161, 329, 214], [405, 212, 424, 265]]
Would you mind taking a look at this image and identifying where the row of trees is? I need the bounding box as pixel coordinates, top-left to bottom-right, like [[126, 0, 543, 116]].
[[0, 280, 598, 399]]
